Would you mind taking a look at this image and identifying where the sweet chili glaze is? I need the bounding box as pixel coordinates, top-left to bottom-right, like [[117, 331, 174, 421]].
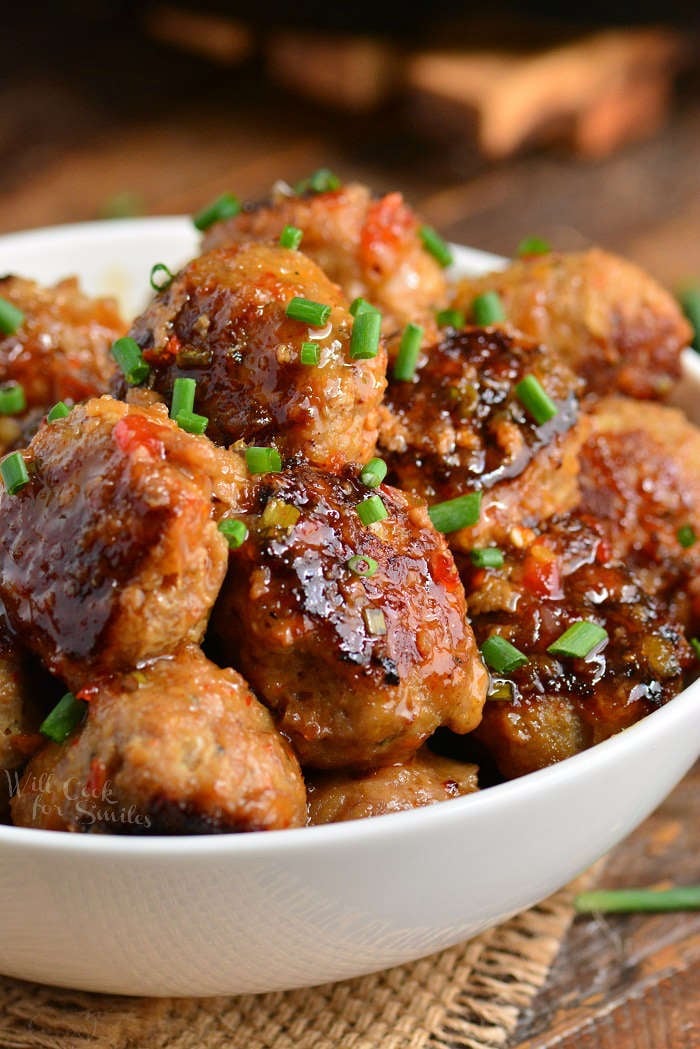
[[122, 242, 387, 471], [212, 461, 488, 770]]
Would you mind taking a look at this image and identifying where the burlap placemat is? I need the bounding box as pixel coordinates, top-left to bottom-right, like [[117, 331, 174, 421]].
[[0, 867, 599, 1049]]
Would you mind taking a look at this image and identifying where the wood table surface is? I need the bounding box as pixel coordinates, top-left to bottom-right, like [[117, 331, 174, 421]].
[[1, 11, 699, 1046]]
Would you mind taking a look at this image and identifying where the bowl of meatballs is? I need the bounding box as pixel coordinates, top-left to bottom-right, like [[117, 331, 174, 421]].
[[0, 174, 698, 997]]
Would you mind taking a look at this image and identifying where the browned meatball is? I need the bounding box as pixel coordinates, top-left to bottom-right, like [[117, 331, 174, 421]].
[[11, 646, 306, 834], [378, 326, 588, 550], [306, 749, 478, 824], [453, 250, 691, 399], [212, 463, 488, 769], [0, 275, 124, 453], [0, 397, 243, 688], [123, 242, 386, 470], [201, 182, 448, 336], [459, 514, 693, 779]]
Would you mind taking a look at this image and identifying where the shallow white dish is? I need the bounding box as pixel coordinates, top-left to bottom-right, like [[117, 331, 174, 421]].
[[0, 219, 698, 997]]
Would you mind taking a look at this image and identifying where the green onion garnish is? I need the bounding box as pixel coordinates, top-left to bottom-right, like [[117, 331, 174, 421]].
[[0, 382, 26, 416], [356, 494, 388, 526], [260, 499, 300, 531], [574, 886, 700, 914], [517, 236, 551, 257], [472, 291, 506, 326], [470, 547, 504, 568], [350, 308, 382, 360], [246, 446, 282, 474], [436, 308, 465, 329], [481, 635, 529, 674], [47, 401, 70, 423], [295, 169, 341, 195], [0, 297, 25, 335], [279, 225, 303, 250], [149, 263, 175, 292], [174, 410, 208, 435], [170, 377, 197, 419], [678, 285, 700, 351], [393, 323, 424, 381], [39, 692, 86, 744], [677, 524, 697, 548], [690, 637, 700, 660], [193, 192, 241, 232], [419, 225, 453, 268], [347, 554, 378, 577], [300, 342, 319, 366], [349, 297, 377, 317], [111, 336, 150, 386], [218, 519, 248, 549], [547, 620, 608, 659], [515, 374, 558, 425], [286, 297, 332, 327], [428, 491, 482, 534], [0, 451, 29, 495], [360, 457, 387, 488], [363, 607, 387, 635]]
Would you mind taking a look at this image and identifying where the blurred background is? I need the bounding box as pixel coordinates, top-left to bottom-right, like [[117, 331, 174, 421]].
[[3, 2, 700, 286]]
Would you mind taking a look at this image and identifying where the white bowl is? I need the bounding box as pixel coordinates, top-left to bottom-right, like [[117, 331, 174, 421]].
[[0, 219, 698, 997]]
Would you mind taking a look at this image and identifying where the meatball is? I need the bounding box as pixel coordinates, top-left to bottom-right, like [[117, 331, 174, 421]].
[[0, 397, 243, 688], [378, 326, 588, 550], [10, 646, 306, 834], [0, 275, 124, 453], [201, 182, 448, 336], [123, 242, 386, 470], [459, 514, 693, 779], [306, 749, 478, 824], [453, 249, 691, 399], [212, 463, 488, 769]]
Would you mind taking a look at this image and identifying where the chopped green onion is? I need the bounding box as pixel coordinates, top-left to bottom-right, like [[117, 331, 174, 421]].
[[517, 235, 551, 256], [393, 323, 424, 381], [436, 308, 465, 329], [419, 225, 453, 268], [39, 692, 86, 744], [360, 457, 387, 488], [356, 494, 388, 526], [174, 410, 208, 435], [487, 680, 515, 702], [260, 498, 300, 531], [472, 290, 506, 326], [515, 374, 558, 425], [170, 377, 197, 419], [149, 263, 175, 292], [111, 336, 150, 386], [348, 554, 378, 577], [218, 519, 248, 549], [363, 607, 387, 635], [349, 297, 377, 317], [574, 886, 700, 914], [286, 297, 332, 327], [547, 620, 608, 659], [193, 192, 241, 231], [246, 446, 282, 474], [47, 401, 70, 422], [279, 225, 303, 250], [0, 297, 25, 335], [0, 382, 26, 415], [690, 637, 700, 660], [428, 491, 482, 534], [300, 342, 319, 366], [678, 285, 700, 351], [470, 547, 504, 568], [481, 634, 529, 674], [677, 524, 697, 548], [350, 309, 382, 360], [0, 451, 29, 495], [295, 169, 342, 195]]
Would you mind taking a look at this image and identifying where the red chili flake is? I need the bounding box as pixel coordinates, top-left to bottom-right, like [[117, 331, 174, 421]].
[[360, 193, 416, 274], [595, 537, 613, 564], [86, 758, 107, 796], [522, 541, 563, 599], [429, 551, 461, 592], [113, 415, 166, 458], [143, 334, 181, 363], [76, 683, 100, 702]]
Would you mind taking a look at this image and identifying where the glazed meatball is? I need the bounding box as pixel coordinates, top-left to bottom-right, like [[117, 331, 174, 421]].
[[0, 397, 243, 688], [453, 250, 691, 399], [11, 646, 306, 834], [212, 463, 488, 769], [378, 326, 588, 550], [0, 275, 124, 453], [306, 749, 478, 824], [459, 514, 693, 780], [123, 242, 386, 470], [201, 182, 448, 336]]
